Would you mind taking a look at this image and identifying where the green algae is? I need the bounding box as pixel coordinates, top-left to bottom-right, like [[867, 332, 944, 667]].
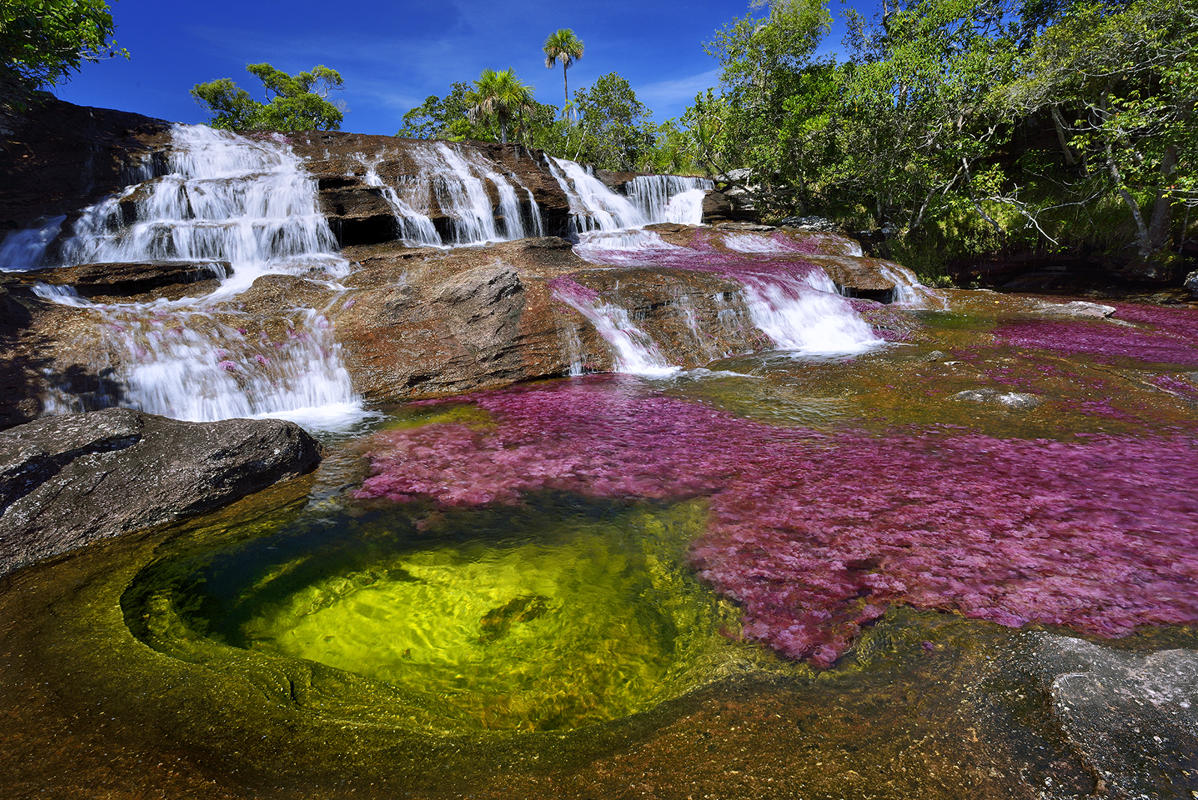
[[126, 495, 754, 733]]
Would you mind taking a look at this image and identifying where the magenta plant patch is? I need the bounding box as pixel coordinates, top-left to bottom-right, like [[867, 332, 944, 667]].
[[996, 304, 1198, 366], [357, 380, 1198, 666]]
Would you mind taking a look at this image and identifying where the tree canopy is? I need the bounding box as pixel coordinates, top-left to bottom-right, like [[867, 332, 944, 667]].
[[191, 63, 345, 132], [466, 68, 536, 144], [1, 0, 125, 107], [683, 0, 1198, 279]]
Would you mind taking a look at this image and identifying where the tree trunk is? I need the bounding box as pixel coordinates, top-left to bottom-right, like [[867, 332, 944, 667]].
[[1146, 144, 1178, 254], [563, 63, 569, 122]]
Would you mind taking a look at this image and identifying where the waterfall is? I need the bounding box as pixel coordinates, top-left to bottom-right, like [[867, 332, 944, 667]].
[[368, 142, 544, 247], [550, 278, 678, 377], [876, 261, 949, 310], [0, 216, 67, 270], [31, 124, 366, 432], [739, 271, 880, 354], [626, 176, 714, 225], [545, 157, 646, 234], [571, 231, 882, 357], [360, 157, 440, 247], [57, 125, 348, 298]]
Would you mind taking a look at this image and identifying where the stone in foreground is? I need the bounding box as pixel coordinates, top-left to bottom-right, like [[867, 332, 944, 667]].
[[0, 408, 321, 575]]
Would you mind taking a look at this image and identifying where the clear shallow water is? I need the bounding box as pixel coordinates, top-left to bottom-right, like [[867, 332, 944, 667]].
[[1, 299, 1196, 798], [124, 495, 752, 733]]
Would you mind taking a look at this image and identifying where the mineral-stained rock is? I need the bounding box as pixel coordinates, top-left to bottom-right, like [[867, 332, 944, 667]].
[[0, 408, 321, 575]]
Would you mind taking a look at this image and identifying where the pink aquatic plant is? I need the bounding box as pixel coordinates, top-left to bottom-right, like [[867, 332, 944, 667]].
[[356, 380, 1198, 666], [997, 304, 1198, 366]]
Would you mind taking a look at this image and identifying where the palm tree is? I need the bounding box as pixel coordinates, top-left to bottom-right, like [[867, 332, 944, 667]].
[[543, 28, 584, 120], [466, 68, 534, 144]]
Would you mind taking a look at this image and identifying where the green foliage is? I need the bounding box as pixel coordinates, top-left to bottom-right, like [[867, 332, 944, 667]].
[[395, 69, 699, 175], [568, 72, 655, 171], [465, 68, 536, 144], [686, 0, 1198, 279], [0, 0, 125, 107], [191, 63, 344, 132], [397, 82, 473, 139]]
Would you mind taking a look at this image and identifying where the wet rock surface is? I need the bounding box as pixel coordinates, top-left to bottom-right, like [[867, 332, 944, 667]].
[[16, 260, 231, 300], [1025, 633, 1198, 799], [0, 408, 320, 575]]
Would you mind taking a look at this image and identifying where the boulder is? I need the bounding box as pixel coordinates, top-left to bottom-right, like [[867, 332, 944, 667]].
[[0, 408, 321, 575], [702, 190, 757, 223], [1185, 270, 1198, 299]]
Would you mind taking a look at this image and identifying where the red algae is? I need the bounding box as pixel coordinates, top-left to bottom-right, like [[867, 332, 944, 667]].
[[356, 380, 1198, 667], [996, 303, 1198, 366]]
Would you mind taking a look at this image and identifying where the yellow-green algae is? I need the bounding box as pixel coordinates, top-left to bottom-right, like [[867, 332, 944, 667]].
[[127, 494, 755, 733]]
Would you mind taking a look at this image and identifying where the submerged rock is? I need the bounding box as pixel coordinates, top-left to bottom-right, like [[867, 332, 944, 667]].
[[1026, 633, 1198, 798], [953, 388, 1042, 409], [0, 408, 320, 575]]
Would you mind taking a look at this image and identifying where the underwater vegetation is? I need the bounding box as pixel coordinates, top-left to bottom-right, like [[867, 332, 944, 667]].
[[357, 378, 1198, 666]]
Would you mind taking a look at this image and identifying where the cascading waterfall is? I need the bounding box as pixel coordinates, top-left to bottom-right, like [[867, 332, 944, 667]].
[[626, 175, 714, 225], [545, 156, 646, 234], [368, 142, 544, 247], [550, 278, 678, 377], [566, 228, 883, 368], [739, 271, 880, 354], [876, 261, 949, 309], [27, 124, 366, 431], [359, 157, 440, 247]]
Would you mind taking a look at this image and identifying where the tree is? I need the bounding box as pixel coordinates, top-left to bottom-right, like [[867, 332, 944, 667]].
[[466, 68, 535, 144], [1, 0, 125, 107], [397, 81, 473, 139], [191, 63, 344, 132], [543, 28, 584, 119], [570, 72, 655, 171], [1000, 0, 1198, 273]]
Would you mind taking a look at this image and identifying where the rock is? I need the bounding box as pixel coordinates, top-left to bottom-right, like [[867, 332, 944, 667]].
[[18, 260, 231, 299], [778, 216, 841, 233], [0, 408, 321, 575], [1031, 299, 1117, 319], [316, 179, 399, 247], [702, 190, 757, 223], [1185, 270, 1198, 299], [1025, 633, 1198, 799], [0, 98, 169, 238], [952, 388, 1041, 409]]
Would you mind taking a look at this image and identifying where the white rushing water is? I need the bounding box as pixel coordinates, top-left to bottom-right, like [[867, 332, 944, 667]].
[[29, 124, 366, 432], [359, 157, 441, 247], [741, 272, 881, 355], [550, 280, 679, 377], [0, 215, 67, 270], [546, 156, 647, 234], [365, 141, 544, 247], [626, 175, 714, 225]]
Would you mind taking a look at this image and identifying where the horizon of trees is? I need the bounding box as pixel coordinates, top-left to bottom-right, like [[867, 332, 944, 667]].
[[7, 0, 1195, 281]]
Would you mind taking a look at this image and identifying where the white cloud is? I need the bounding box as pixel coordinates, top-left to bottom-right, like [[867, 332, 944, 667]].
[[636, 68, 720, 110]]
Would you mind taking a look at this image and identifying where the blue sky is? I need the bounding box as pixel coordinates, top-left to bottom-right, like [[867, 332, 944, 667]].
[[56, 0, 869, 135]]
